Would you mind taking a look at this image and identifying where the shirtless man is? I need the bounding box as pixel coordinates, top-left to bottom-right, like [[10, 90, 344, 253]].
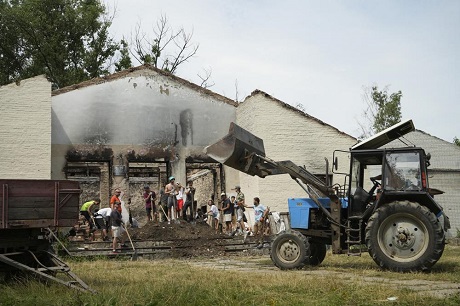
[[165, 176, 177, 224]]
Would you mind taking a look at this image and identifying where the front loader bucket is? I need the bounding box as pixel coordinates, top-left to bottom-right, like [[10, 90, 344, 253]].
[[205, 123, 265, 175]]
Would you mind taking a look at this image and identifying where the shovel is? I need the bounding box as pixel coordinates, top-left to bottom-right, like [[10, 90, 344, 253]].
[[123, 223, 138, 261], [127, 197, 133, 226], [150, 194, 156, 222], [89, 215, 98, 240], [159, 204, 170, 223]]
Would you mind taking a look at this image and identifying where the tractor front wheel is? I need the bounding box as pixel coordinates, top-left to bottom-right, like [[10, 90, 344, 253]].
[[305, 242, 327, 266], [365, 201, 445, 272], [270, 230, 309, 270]]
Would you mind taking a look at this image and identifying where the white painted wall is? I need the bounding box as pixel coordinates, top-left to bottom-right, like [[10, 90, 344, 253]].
[[0, 75, 51, 179], [51, 68, 237, 185], [236, 91, 356, 213], [52, 69, 235, 148]]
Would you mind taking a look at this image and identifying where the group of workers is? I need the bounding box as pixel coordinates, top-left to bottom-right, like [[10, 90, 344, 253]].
[[142, 176, 197, 224], [207, 185, 269, 248], [79, 181, 270, 252], [79, 188, 128, 253]]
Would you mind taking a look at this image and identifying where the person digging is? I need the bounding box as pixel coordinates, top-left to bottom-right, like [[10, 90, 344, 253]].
[[110, 202, 128, 253], [143, 185, 157, 223]]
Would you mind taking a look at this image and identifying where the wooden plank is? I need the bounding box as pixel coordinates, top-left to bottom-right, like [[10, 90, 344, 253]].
[[0, 180, 79, 198], [0, 180, 80, 228], [6, 219, 77, 228]]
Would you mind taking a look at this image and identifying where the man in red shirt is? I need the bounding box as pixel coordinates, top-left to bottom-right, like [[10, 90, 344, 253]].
[[110, 188, 123, 213]]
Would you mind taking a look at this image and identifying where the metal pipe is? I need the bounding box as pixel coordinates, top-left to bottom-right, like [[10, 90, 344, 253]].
[[2, 184, 8, 229], [294, 178, 335, 221]]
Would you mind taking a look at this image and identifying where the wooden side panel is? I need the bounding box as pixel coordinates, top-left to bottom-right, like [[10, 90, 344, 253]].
[[0, 180, 80, 229]]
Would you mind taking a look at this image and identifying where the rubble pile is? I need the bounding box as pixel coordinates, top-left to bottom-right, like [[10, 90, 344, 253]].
[[130, 221, 232, 258]]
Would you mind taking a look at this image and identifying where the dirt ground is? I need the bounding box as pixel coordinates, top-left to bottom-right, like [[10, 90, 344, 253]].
[[129, 220, 235, 258], [130, 219, 221, 241]]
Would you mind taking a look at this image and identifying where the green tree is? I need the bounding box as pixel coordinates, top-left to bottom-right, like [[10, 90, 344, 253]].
[[114, 39, 132, 72], [454, 137, 460, 147], [0, 0, 119, 88], [358, 85, 402, 139]]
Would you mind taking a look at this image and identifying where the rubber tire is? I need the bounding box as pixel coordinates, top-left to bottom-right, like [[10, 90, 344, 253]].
[[305, 242, 327, 266], [365, 201, 445, 272], [270, 230, 309, 270]]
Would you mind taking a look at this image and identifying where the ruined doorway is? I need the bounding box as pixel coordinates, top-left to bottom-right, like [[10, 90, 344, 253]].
[[185, 161, 224, 214], [127, 161, 168, 223], [64, 162, 111, 206]]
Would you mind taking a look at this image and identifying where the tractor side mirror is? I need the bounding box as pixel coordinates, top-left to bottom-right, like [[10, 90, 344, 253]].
[[426, 153, 431, 167], [332, 150, 349, 175]]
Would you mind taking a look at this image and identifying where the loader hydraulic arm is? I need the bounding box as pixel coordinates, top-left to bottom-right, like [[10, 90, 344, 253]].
[[205, 122, 338, 202]]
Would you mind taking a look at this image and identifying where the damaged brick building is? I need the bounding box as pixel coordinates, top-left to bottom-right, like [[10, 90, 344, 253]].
[[3, 67, 457, 235], [49, 65, 238, 221]]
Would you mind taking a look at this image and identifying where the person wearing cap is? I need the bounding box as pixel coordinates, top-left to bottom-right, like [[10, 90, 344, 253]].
[[220, 192, 233, 234], [143, 185, 157, 223], [234, 185, 249, 240], [165, 176, 177, 224]]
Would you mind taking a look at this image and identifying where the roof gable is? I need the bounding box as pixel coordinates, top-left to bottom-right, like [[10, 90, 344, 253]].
[[385, 130, 460, 170], [241, 89, 355, 140], [51, 64, 237, 106]]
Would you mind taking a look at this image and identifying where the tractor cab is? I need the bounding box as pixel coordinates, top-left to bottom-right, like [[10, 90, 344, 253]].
[[347, 147, 430, 219]]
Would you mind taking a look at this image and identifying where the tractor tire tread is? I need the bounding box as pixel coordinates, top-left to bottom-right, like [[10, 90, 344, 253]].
[[270, 230, 309, 270], [365, 200, 444, 272]]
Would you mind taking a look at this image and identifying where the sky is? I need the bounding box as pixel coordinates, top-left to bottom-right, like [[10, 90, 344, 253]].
[[105, 0, 459, 143]]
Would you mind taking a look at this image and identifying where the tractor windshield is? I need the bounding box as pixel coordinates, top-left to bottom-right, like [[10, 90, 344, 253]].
[[384, 152, 422, 191]]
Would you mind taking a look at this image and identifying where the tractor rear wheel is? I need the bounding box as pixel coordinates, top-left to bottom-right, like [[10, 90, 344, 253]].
[[365, 201, 445, 272], [270, 230, 309, 270], [305, 242, 327, 266]]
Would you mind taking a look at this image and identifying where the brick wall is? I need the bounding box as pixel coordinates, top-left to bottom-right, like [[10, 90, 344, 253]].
[[0, 76, 51, 179], [236, 91, 356, 212], [429, 170, 460, 237]]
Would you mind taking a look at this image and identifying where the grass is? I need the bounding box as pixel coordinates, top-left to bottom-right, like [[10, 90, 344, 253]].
[[0, 246, 459, 306], [319, 244, 460, 283]]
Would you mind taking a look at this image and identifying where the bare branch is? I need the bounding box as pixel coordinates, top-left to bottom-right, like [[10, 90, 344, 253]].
[[295, 103, 306, 112], [197, 67, 215, 89], [130, 22, 148, 65], [234, 79, 239, 102], [356, 85, 378, 139], [168, 28, 199, 74], [129, 15, 199, 73]]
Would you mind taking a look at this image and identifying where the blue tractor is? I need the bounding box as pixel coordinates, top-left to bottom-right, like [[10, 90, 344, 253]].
[[205, 120, 450, 272]]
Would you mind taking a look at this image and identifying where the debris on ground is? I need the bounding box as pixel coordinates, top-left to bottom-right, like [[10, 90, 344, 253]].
[[129, 220, 235, 258], [130, 220, 223, 241], [65, 218, 268, 259]]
